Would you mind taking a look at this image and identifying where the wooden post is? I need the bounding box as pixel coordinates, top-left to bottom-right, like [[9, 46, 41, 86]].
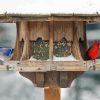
[[72, 22, 83, 60], [45, 17, 60, 100], [45, 87, 60, 100], [49, 16, 54, 62], [11, 22, 22, 60], [20, 21, 30, 60]]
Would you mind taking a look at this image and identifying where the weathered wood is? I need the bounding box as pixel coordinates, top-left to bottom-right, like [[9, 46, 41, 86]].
[[72, 22, 83, 60], [11, 23, 23, 60], [1, 60, 100, 72], [35, 72, 44, 87], [29, 21, 49, 40], [19, 21, 30, 60], [44, 71, 60, 87], [67, 71, 84, 87], [44, 87, 60, 100], [60, 71, 84, 87], [1, 14, 100, 22], [60, 72, 68, 87], [54, 21, 73, 41], [20, 72, 36, 84], [49, 16, 54, 61]]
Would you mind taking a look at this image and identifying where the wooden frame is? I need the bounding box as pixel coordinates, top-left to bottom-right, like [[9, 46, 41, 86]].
[[0, 60, 100, 72], [0, 14, 98, 89]]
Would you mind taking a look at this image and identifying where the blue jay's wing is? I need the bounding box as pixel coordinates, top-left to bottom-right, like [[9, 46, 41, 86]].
[[0, 47, 14, 57]]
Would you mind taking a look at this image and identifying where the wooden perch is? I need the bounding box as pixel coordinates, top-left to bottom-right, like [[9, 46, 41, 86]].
[[0, 60, 100, 72]]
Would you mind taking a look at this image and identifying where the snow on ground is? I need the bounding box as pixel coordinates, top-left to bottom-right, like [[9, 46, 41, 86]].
[[0, 0, 100, 14]]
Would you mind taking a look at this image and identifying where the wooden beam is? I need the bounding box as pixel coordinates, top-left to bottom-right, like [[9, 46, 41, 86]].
[[11, 22, 21, 60], [1, 14, 100, 22], [44, 71, 60, 87], [19, 21, 30, 60], [44, 87, 60, 100], [49, 16, 54, 61], [20, 72, 36, 84], [72, 22, 83, 60], [49, 16, 56, 71], [0, 60, 100, 72]]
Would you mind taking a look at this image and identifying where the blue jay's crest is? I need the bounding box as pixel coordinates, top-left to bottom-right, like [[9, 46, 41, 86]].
[[0, 47, 14, 57]]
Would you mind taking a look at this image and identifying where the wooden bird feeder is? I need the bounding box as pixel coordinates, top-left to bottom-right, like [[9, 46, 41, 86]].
[[0, 14, 100, 88]]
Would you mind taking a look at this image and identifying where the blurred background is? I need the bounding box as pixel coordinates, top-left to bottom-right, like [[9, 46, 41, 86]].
[[0, 23, 100, 100]]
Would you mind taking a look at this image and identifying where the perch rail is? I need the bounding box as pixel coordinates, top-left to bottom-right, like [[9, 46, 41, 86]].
[[0, 60, 99, 72]]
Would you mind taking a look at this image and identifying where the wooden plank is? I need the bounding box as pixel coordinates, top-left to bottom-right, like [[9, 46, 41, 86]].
[[49, 16, 56, 84], [79, 22, 88, 60], [44, 71, 60, 87], [49, 16, 54, 61], [20, 72, 36, 84], [54, 21, 73, 41], [44, 87, 60, 100], [67, 71, 84, 87], [19, 21, 30, 60], [29, 21, 49, 41], [60, 72, 68, 87], [72, 22, 83, 60], [11, 22, 21, 60], [1, 60, 100, 72], [35, 72, 44, 87], [1, 15, 100, 22], [57, 61, 86, 71], [60, 71, 84, 87]]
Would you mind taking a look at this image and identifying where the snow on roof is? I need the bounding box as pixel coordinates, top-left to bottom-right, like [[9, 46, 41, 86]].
[[0, 0, 100, 15]]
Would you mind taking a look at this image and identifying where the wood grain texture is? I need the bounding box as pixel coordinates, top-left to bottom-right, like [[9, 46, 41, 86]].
[[44, 87, 60, 100], [60, 71, 84, 87], [60, 72, 68, 87], [44, 71, 60, 87], [20, 72, 36, 84], [1, 14, 100, 22], [29, 21, 49, 40], [49, 17, 54, 62], [54, 21, 73, 41], [11, 22, 23, 60], [36, 72, 44, 87], [72, 22, 83, 60], [19, 21, 30, 60], [2, 60, 100, 72], [67, 71, 84, 87]]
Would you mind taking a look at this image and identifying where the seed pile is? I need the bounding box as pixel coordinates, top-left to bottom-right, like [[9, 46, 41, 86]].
[[32, 38, 49, 60], [32, 37, 71, 60], [54, 37, 71, 57]]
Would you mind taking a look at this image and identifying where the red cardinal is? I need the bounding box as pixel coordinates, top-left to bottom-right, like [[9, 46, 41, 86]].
[[87, 40, 100, 60]]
